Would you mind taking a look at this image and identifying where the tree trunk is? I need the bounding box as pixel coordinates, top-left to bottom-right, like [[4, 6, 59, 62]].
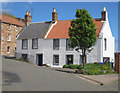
[[83, 49, 86, 68]]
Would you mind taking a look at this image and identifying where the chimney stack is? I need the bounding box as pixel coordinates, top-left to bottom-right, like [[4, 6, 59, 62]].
[[52, 8, 58, 22], [25, 11, 32, 26], [101, 7, 106, 21]]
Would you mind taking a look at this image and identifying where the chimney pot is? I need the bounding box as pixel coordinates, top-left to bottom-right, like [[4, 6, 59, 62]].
[[26, 11, 29, 15], [28, 11, 31, 15], [53, 8, 56, 12], [52, 8, 58, 22], [25, 11, 32, 26], [103, 7, 106, 11], [101, 7, 106, 21]]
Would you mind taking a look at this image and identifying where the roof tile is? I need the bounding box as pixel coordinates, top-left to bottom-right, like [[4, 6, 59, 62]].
[[0, 14, 24, 26], [46, 19, 104, 39]]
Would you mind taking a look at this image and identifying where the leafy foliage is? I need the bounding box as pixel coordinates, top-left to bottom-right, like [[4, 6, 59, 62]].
[[82, 63, 116, 75], [2, 11, 16, 18], [63, 64, 83, 69], [68, 9, 97, 67]]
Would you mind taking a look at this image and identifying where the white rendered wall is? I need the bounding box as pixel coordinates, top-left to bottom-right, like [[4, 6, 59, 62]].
[[16, 38, 102, 67], [99, 11, 115, 63]]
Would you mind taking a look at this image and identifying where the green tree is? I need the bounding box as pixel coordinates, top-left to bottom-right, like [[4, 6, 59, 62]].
[[1, 11, 16, 18], [69, 9, 97, 68]]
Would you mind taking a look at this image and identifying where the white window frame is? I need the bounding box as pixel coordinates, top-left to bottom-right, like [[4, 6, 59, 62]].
[[7, 34, 11, 41], [8, 24, 11, 30], [32, 38, 38, 49], [66, 39, 73, 51], [15, 26, 18, 32], [53, 39, 59, 50], [22, 39, 28, 50]]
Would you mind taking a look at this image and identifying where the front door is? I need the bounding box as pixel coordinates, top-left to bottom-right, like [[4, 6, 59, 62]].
[[37, 54, 43, 66], [66, 55, 73, 65]]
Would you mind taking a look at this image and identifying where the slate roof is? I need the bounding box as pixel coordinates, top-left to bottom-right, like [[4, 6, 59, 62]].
[[17, 21, 52, 39], [46, 19, 104, 39], [0, 14, 24, 26]]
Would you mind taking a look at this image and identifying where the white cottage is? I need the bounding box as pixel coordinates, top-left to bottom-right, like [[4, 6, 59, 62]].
[[16, 7, 115, 67]]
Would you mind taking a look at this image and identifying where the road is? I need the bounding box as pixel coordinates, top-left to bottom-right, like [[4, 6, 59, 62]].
[[2, 57, 118, 91]]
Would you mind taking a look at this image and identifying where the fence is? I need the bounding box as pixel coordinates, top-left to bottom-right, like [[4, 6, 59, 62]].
[[115, 52, 120, 74]]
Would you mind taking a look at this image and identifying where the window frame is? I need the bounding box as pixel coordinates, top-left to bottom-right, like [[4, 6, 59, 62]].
[[32, 38, 38, 49], [22, 54, 28, 61], [15, 26, 18, 32], [104, 38, 107, 51], [53, 55, 59, 65], [8, 24, 11, 30], [53, 39, 59, 50], [7, 34, 11, 41], [22, 39, 28, 50], [7, 46, 10, 53], [66, 39, 73, 51]]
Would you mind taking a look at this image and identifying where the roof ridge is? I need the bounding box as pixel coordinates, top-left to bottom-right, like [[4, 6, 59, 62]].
[[32, 21, 52, 24]]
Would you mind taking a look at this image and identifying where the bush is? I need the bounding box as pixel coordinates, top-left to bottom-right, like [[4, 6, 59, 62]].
[[63, 65, 70, 68], [63, 64, 82, 69], [69, 64, 79, 69], [77, 64, 83, 69]]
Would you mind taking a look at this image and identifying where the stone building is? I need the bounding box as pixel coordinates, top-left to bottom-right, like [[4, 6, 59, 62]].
[[0, 11, 32, 56]]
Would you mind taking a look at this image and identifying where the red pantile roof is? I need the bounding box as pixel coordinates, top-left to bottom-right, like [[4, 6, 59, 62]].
[[46, 19, 104, 39], [0, 14, 24, 26]]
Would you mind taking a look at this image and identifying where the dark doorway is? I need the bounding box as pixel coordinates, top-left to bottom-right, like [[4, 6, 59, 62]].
[[103, 57, 110, 63], [37, 54, 43, 66], [66, 55, 73, 65]]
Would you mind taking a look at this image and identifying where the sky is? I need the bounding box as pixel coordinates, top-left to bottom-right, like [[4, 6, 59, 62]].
[[1, 2, 118, 51]]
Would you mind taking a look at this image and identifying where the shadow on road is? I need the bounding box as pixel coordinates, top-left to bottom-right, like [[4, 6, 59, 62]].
[[2, 71, 21, 85]]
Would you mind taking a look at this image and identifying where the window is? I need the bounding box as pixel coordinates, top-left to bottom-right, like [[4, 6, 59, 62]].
[[8, 24, 11, 30], [7, 34, 11, 41], [53, 39, 59, 50], [32, 38, 38, 49], [53, 55, 59, 65], [104, 38, 107, 50], [22, 39, 28, 49], [7, 46, 10, 53], [22, 54, 28, 61], [15, 26, 18, 32], [66, 39, 73, 51]]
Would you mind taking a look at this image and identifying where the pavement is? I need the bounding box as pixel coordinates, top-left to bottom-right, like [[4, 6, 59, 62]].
[[2, 57, 119, 91], [55, 68, 119, 85]]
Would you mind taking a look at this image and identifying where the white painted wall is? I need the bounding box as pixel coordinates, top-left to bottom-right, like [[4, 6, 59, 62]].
[[99, 11, 115, 63], [16, 38, 103, 67]]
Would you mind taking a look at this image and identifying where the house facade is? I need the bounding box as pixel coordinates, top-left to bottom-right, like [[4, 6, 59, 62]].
[[0, 11, 31, 56], [16, 7, 115, 67]]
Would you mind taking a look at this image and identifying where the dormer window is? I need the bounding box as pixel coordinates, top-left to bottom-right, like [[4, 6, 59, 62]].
[[8, 24, 11, 30]]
